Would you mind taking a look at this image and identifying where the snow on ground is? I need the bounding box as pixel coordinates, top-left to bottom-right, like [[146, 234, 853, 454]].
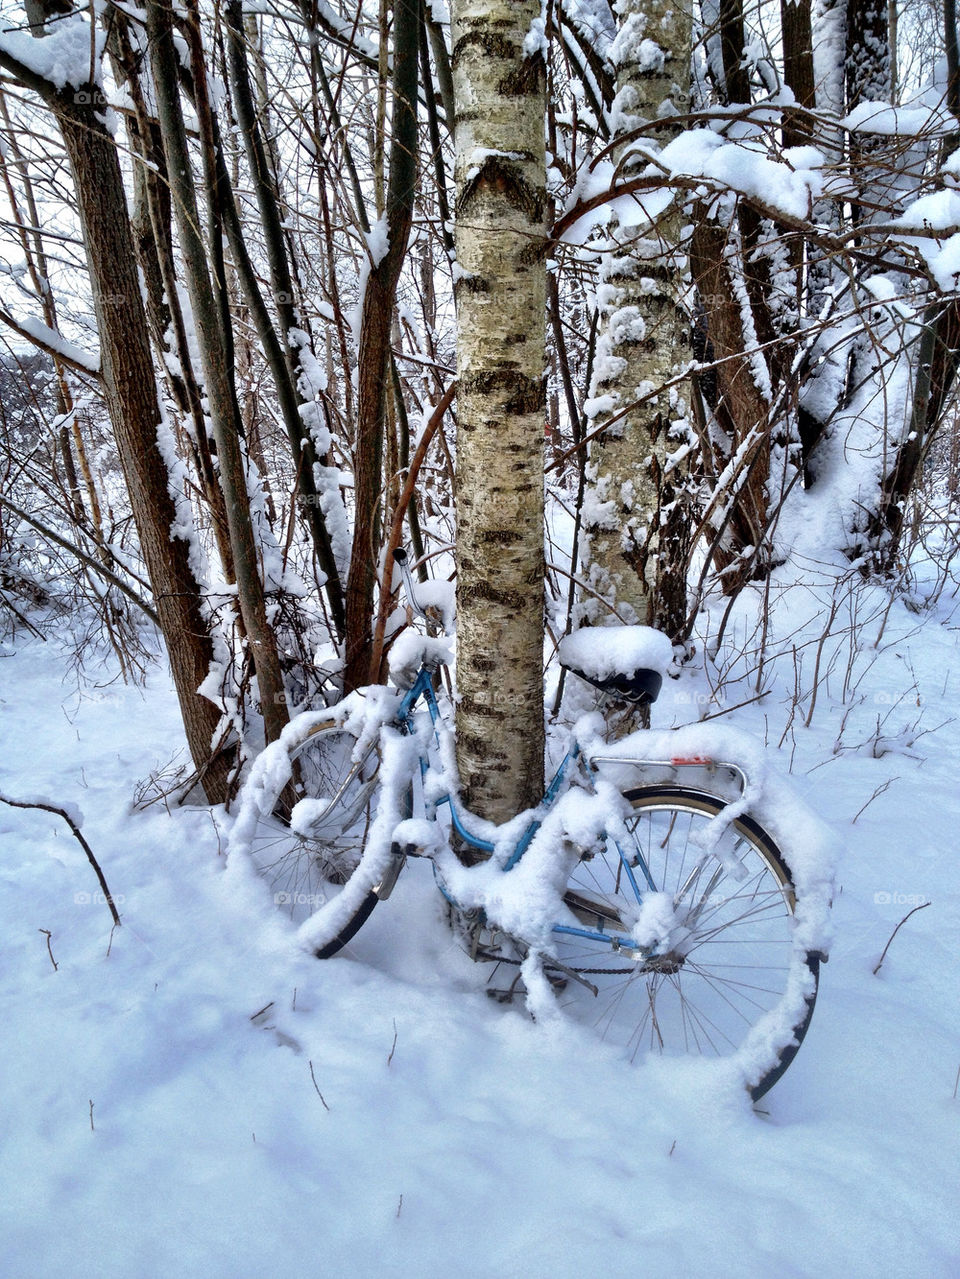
[[2, 566, 959, 1278]]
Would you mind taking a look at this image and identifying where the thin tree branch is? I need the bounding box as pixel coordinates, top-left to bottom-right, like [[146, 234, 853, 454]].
[[369, 378, 456, 679], [0, 306, 101, 379], [0, 494, 161, 624], [873, 902, 930, 975], [0, 792, 121, 926]]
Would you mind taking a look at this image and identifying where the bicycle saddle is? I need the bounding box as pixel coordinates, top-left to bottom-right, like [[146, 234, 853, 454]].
[[558, 625, 670, 706]]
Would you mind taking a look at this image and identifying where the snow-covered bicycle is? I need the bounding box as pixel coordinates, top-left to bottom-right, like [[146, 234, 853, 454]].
[[230, 550, 830, 1099]]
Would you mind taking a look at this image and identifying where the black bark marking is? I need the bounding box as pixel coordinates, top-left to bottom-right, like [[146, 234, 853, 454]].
[[498, 56, 547, 98], [461, 370, 538, 397], [452, 31, 518, 69], [454, 273, 490, 295], [455, 156, 546, 223]]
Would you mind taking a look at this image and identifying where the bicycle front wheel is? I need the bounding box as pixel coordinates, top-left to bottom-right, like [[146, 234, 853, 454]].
[[243, 720, 382, 957], [554, 787, 819, 1099]]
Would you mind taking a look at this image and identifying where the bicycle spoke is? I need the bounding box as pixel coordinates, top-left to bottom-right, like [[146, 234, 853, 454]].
[[551, 787, 817, 1097], [243, 724, 381, 934]]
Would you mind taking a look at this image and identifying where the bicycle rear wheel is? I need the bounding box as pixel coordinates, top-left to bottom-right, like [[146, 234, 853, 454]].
[[243, 720, 382, 957], [554, 786, 819, 1099]]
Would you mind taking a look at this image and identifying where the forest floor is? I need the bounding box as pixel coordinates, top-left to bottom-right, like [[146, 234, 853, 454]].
[[2, 558, 959, 1278]]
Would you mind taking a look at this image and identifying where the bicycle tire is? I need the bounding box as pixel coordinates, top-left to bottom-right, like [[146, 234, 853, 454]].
[[244, 719, 382, 957], [554, 786, 819, 1099]]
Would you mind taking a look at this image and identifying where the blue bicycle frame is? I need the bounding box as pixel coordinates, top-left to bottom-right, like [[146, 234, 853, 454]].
[[388, 660, 659, 952]]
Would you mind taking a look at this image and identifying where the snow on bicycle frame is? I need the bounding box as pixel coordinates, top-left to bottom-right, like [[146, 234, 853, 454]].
[[556, 621, 835, 914], [228, 548, 837, 1098]]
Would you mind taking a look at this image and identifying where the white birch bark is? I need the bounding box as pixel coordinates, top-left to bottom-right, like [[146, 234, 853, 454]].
[[451, 0, 548, 823], [581, 0, 694, 638]]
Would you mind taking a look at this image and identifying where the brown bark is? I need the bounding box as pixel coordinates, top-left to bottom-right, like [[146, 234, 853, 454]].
[[110, 23, 236, 585], [717, 0, 781, 378], [146, 0, 291, 746], [224, 0, 346, 633], [845, 0, 892, 229], [690, 220, 772, 586], [866, 302, 960, 569], [781, 0, 816, 151], [8, 84, 233, 799], [343, 0, 421, 691]]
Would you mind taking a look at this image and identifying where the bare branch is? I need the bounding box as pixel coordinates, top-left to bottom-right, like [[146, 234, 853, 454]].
[[0, 792, 121, 927], [0, 494, 161, 625], [873, 902, 931, 975]]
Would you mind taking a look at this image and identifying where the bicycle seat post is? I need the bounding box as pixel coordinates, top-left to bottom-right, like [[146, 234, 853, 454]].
[[393, 547, 440, 637]]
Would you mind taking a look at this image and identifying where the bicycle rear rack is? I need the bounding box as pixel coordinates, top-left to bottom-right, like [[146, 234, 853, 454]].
[[587, 755, 748, 797]]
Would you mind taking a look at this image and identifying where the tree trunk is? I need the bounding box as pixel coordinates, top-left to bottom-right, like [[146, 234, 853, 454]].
[[690, 219, 772, 586], [451, 0, 548, 824], [689, 0, 782, 589], [781, 0, 816, 151], [866, 302, 960, 570], [109, 22, 236, 585], [146, 0, 290, 744], [0, 22, 232, 801], [0, 86, 105, 538], [581, 0, 694, 639], [343, 0, 421, 690], [846, 0, 892, 229], [224, 0, 346, 634]]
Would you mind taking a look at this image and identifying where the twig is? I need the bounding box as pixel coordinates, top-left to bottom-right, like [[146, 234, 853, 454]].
[[804, 594, 842, 729], [873, 902, 930, 975], [308, 1060, 330, 1111], [852, 777, 898, 824], [387, 1019, 398, 1067], [697, 690, 770, 722], [89, 1100, 95, 1132], [0, 587, 46, 638], [0, 495, 160, 625], [0, 793, 121, 926], [39, 928, 58, 970]]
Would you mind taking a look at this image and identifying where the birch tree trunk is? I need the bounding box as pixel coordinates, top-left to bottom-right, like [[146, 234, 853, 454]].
[[451, 0, 547, 823], [581, 0, 694, 639]]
